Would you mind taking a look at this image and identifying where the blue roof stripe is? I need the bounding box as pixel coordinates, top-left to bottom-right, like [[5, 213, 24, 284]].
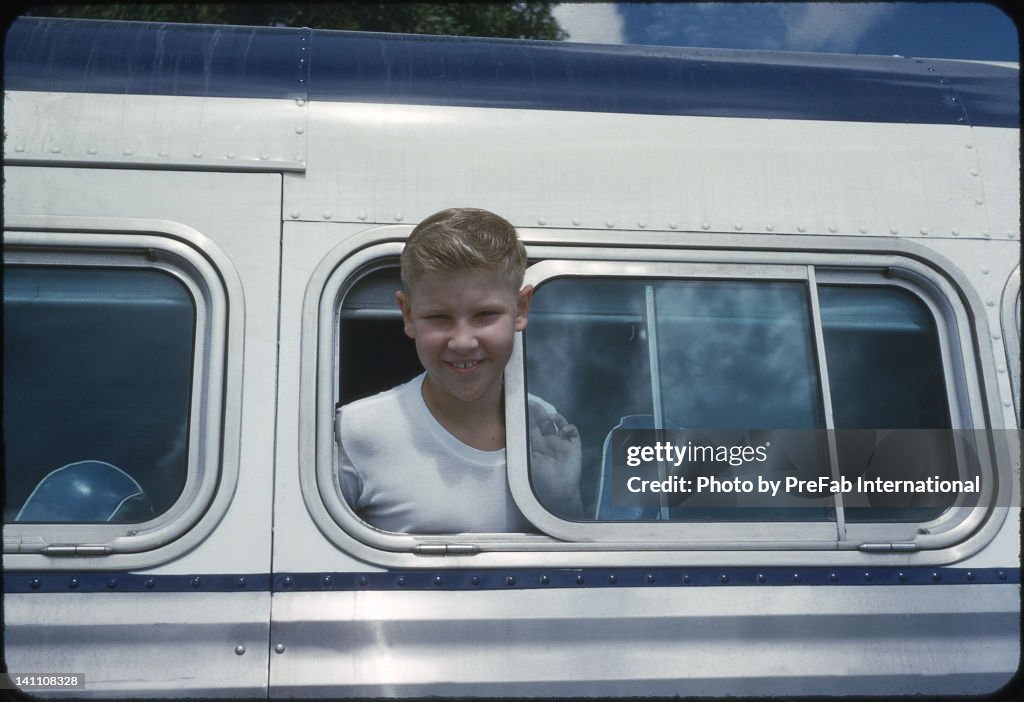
[[4, 17, 1018, 127]]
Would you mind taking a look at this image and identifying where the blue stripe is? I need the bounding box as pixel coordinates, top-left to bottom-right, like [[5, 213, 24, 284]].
[[4, 17, 1017, 127], [5, 567, 1018, 593]]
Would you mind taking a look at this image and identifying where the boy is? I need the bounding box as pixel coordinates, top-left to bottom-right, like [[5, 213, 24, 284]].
[[336, 208, 582, 533]]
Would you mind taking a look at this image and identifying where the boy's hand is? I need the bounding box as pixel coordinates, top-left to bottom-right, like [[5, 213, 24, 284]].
[[527, 406, 583, 518]]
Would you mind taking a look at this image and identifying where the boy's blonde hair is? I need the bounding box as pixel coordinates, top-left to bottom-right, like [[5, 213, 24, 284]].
[[400, 208, 527, 292]]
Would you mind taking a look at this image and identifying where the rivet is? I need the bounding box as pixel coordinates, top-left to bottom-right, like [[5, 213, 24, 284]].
[[890, 227, 899, 235], [191, 577, 201, 589], [792, 573, 801, 583], [898, 572, 907, 582], [757, 573, 766, 584], [359, 576, 369, 586], [701, 222, 710, 231], [734, 223, 743, 231], [1005, 399, 1013, 407], [828, 225, 838, 233], [668, 221, 677, 230], [975, 198, 984, 205], [996, 364, 1005, 372], [295, 126, 304, 134], [14, 145, 24, 152], [951, 96, 958, 102], [645, 574, 655, 584], [471, 576, 480, 586], [537, 217, 546, 226], [931, 572, 941, 582], [952, 229, 960, 236], [920, 227, 929, 235], [983, 232, 991, 240], [396, 576, 406, 587], [50, 146, 61, 153], [323, 211, 332, 220], [993, 332, 1001, 340], [145, 579, 155, 589], [864, 572, 872, 582], [981, 267, 990, 274], [87, 147, 97, 155], [283, 576, 293, 588], [998, 571, 1007, 581], [260, 153, 270, 160], [858, 226, 868, 234], [158, 150, 168, 157], [540, 575, 550, 585], [29, 579, 41, 590], [765, 224, 774, 232], [965, 142, 974, 149], [433, 576, 443, 586], [107, 578, 118, 589], [394, 213, 404, 222], [966, 571, 975, 582], [193, 151, 203, 158], [1008, 232, 1017, 239], [296, 98, 306, 107], [797, 225, 806, 233], [290, 210, 300, 219], [69, 578, 79, 590], [123, 148, 133, 156], [606, 220, 615, 228], [987, 300, 996, 308], [682, 574, 691, 584], [719, 574, 728, 584], [358, 212, 367, 221], [575, 575, 585, 585], [608, 574, 617, 584], [506, 576, 516, 586], [321, 575, 332, 586], [572, 218, 581, 226], [275, 643, 285, 654], [236, 577, 246, 588], [970, 169, 979, 176], [235, 645, 246, 656], [227, 152, 236, 159], [829, 572, 839, 582]]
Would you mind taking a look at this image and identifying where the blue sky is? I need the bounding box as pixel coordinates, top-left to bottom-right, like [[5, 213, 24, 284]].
[[552, 3, 1018, 61]]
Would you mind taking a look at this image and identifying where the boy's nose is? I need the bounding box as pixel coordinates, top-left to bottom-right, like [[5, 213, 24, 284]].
[[448, 321, 480, 352]]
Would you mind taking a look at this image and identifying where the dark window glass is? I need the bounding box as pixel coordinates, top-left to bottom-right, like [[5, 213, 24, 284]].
[[525, 277, 832, 522], [820, 285, 954, 522], [3, 266, 195, 523]]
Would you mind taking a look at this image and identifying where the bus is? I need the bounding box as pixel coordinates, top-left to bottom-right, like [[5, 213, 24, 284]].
[[3, 15, 1019, 698]]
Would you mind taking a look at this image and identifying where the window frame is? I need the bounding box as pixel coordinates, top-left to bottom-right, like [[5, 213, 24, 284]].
[[1000, 265, 1020, 419], [3, 216, 242, 566], [305, 228, 1010, 565]]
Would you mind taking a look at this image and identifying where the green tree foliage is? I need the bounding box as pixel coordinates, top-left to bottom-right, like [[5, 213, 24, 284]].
[[24, 2, 567, 40]]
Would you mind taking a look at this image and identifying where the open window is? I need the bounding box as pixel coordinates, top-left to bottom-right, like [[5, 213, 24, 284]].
[[309, 237, 1001, 556]]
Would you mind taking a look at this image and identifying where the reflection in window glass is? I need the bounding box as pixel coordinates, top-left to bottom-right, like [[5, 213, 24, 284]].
[[819, 285, 954, 522], [3, 266, 195, 523], [525, 277, 832, 522]]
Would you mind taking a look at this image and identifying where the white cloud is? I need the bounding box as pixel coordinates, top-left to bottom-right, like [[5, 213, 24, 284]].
[[782, 4, 898, 53], [552, 3, 626, 44]]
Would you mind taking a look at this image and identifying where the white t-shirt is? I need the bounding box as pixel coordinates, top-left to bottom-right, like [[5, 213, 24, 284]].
[[336, 373, 533, 533]]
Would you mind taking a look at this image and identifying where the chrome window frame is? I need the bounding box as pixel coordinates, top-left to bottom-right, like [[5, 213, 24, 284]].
[[1000, 265, 1020, 419], [507, 248, 1002, 550], [3, 216, 242, 567], [305, 228, 1009, 564]]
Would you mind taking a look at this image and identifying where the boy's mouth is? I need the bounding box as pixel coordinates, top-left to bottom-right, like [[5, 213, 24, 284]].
[[447, 360, 483, 371]]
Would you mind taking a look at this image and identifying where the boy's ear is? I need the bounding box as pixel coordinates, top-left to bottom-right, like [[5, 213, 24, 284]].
[[515, 284, 534, 331], [395, 290, 416, 339]]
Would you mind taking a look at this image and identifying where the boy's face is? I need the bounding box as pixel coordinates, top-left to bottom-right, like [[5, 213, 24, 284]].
[[396, 269, 532, 410]]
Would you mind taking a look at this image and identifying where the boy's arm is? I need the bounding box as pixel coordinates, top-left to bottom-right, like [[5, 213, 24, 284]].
[[335, 409, 365, 511], [527, 401, 584, 519]]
